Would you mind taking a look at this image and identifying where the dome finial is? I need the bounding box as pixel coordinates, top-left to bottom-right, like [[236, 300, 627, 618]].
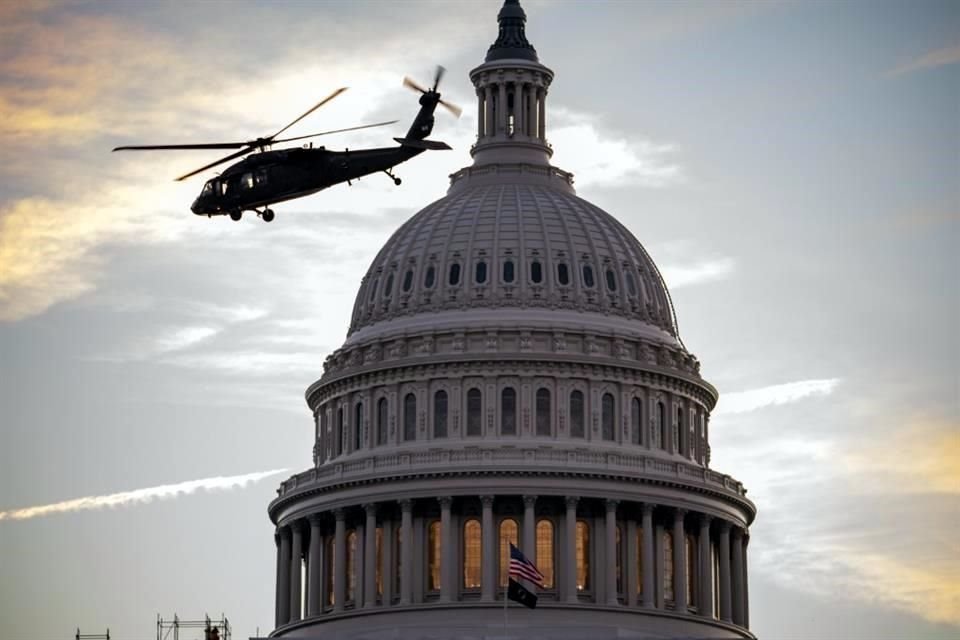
[[486, 0, 538, 62]]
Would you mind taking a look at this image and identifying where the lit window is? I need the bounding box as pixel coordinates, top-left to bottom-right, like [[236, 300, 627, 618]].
[[663, 531, 674, 602], [475, 261, 487, 284], [557, 263, 570, 285], [424, 265, 436, 289], [377, 398, 388, 446], [503, 260, 515, 283], [570, 390, 585, 438], [467, 388, 482, 436], [501, 388, 517, 435], [576, 520, 590, 591], [402, 269, 414, 292], [463, 519, 482, 589], [449, 263, 461, 286], [434, 390, 448, 438], [347, 530, 358, 602], [536, 388, 551, 436], [602, 393, 615, 441], [499, 519, 519, 587], [403, 393, 417, 441], [428, 521, 441, 592], [531, 260, 543, 283], [536, 519, 555, 588], [632, 397, 642, 445], [582, 264, 595, 288]]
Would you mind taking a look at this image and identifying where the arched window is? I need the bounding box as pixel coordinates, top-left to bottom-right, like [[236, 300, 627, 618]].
[[377, 398, 388, 446], [616, 525, 623, 595], [677, 406, 685, 456], [576, 520, 590, 591], [403, 393, 417, 441], [336, 407, 344, 456], [501, 388, 517, 435], [434, 390, 448, 438], [448, 263, 461, 286], [424, 265, 436, 289], [467, 388, 482, 436], [463, 519, 482, 589], [354, 402, 363, 451], [402, 269, 414, 292], [428, 521, 441, 592], [663, 531, 674, 602], [503, 260, 515, 283], [658, 401, 667, 450], [536, 519, 555, 589], [499, 519, 519, 587], [606, 269, 617, 292], [475, 260, 487, 284], [530, 260, 543, 283], [325, 536, 335, 606], [346, 530, 358, 602], [631, 397, 642, 445], [582, 264, 595, 288], [383, 273, 394, 297], [376, 526, 384, 597], [536, 388, 551, 436], [570, 390, 585, 438], [557, 263, 570, 285], [602, 393, 615, 441], [686, 533, 697, 607]]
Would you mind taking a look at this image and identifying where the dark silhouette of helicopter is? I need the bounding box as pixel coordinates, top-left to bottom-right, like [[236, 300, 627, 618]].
[[113, 68, 461, 222]]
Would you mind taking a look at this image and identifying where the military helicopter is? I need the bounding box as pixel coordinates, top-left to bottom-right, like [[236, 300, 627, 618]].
[[112, 67, 461, 222]]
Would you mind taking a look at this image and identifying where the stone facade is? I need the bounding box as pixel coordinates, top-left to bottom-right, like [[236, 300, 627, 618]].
[[266, 2, 755, 638]]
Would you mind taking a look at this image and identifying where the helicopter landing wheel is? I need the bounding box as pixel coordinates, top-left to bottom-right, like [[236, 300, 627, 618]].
[[229, 210, 242, 221], [393, 177, 402, 185], [262, 208, 275, 223]]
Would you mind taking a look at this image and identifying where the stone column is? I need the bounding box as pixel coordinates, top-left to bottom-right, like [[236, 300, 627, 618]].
[[290, 523, 303, 622], [400, 499, 413, 605], [605, 499, 619, 605], [527, 84, 536, 138], [673, 509, 687, 612], [565, 496, 579, 602], [732, 527, 745, 625], [364, 504, 377, 608], [440, 496, 453, 602], [307, 516, 323, 617], [523, 495, 537, 581], [481, 496, 495, 601], [538, 88, 546, 139], [698, 515, 713, 618], [498, 82, 507, 134], [641, 504, 655, 608], [514, 82, 524, 136], [743, 533, 750, 628], [277, 527, 291, 627], [477, 90, 484, 138], [382, 519, 394, 605], [484, 85, 493, 138], [718, 521, 732, 622], [274, 532, 283, 627], [626, 517, 638, 607], [333, 509, 346, 612]]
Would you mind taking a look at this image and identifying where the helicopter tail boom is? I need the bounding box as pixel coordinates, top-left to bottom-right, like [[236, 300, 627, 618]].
[[393, 137, 451, 150]]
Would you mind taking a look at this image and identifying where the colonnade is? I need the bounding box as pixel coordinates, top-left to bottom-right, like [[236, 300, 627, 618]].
[[476, 81, 546, 140], [274, 495, 749, 630]]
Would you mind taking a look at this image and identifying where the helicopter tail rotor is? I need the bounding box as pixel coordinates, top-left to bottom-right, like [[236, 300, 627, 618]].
[[403, 66, 462, 118]]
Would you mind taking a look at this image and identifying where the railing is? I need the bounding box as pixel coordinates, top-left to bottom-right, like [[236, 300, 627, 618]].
[[448, 163, 575, 188]]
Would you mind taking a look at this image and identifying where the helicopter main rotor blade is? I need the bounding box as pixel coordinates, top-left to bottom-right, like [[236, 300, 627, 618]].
[[270, 87, 348, 141], [403, 76, 428, 94], [113, 143, 247, 151], [432, 65, 446, 91], [174, 146, 255, 182], [439, 99, 462, 118], [271, 120, 400, 144]]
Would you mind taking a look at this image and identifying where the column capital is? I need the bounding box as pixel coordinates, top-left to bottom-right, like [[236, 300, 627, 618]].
[[333, 508, 346, 522], [308, 513, 323, 526], [605, 498, 619, 512], [641, 502, 656, 516], [719, 519, 732, 533], [399, 498, 413, 512], [523, 495, 538, 508], [674, 507, 687, 521], [362, 502, 378, 515], [480, 495, 495, 507], [732, 525, 744, 541], [565, 496, 579, 509], [699, 513, 713, 527], [279, 524, 292, 538], [438, 496, 453, 509]]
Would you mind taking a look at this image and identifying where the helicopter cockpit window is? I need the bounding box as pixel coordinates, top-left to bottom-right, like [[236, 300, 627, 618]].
[[220, 181, 229, 196], [201, 181, 214, 197], [255, 169, 269, 186], [241, 173, 254, 190]]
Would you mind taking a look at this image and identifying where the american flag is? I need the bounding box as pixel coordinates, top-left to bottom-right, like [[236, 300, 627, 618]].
[[508, 543, 545, 588]]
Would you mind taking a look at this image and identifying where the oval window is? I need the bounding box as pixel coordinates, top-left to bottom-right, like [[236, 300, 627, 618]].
[[425, 265, 436, 289], [475, 261, 487, 284], [557, 263, 570, 285], [449, 263, 461, 286], [503, 260, 515, 283], [402, 269, 414, 292], [582, 265, 595, 288], [605, 269, 617, 291], [531, 260, 543, 284]]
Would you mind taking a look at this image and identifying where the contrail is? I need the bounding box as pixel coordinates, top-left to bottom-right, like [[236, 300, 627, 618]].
[[0, 468, 288, 522]]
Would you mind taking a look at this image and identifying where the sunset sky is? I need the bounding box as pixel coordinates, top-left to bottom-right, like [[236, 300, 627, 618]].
[[0, 1, 957, 639]]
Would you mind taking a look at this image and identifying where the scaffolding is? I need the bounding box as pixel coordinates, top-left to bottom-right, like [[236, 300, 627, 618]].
[[157, 614, 230, 640], [76, 630, 109, 640]]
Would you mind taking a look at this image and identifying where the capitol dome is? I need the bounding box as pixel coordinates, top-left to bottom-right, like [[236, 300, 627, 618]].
[[267, 2, 756, 639]]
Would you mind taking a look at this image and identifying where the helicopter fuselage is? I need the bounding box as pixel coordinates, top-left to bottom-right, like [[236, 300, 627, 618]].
[[190, 144, 423, 217]]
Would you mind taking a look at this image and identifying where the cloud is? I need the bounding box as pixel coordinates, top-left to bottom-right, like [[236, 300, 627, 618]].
[[154, 326, 220, 353], [714, 378, 840, 415], [660, 257, 735, 288], [0, 468, 288, 522], [887, 43, 960, 76]]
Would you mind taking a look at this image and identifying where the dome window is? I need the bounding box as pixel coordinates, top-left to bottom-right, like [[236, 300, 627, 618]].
[[557, 263, 570, 286], [582, 265, 595, 288], [467, 388, 482, 436], [403, 393, 417, 441], [605, 269, 617, 292], [402, 269, 414, 292], [368, 278, 379, 302], [475, 260, 488, 284], [354, 402, 363, 451], [536, 388, 551, 436], [625, 271, 637, 296], [424, 265, 436, 289], [377, 398, 388, 446], [449, 263, 461, 286], [631, 397, 642, 445], [503, 260, 515, 283], [602, 393, 615, 441], [569, 390, 585, 438], [383, 273, 394, 297], [531, 260, 543, 284], [501, 388, 517, 435], [434, 390, 448, 438]]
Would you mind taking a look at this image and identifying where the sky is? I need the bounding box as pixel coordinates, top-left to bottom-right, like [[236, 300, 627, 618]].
[[0, 0, 957, 638]]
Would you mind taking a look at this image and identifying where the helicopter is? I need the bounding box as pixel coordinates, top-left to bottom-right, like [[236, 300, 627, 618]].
[[112, 67, 461, 222]]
